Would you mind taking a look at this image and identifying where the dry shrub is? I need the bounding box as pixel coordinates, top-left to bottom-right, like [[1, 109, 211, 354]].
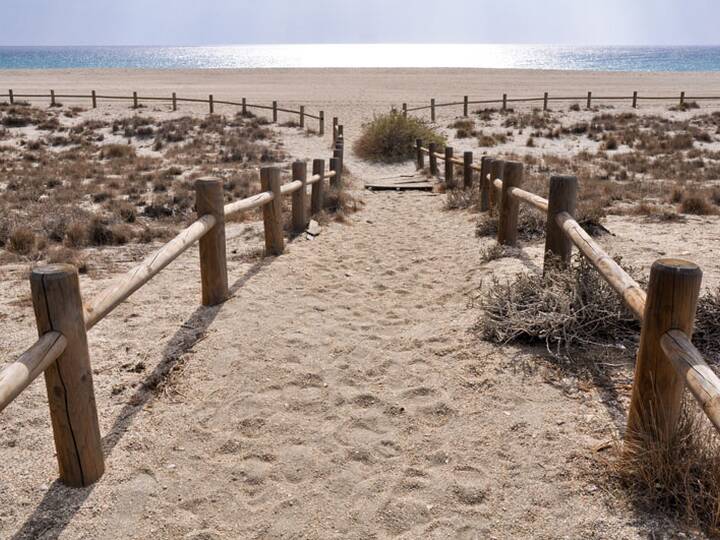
[[46, 246, 88, 273], [445, 185, 479, 211], [680, 195, 716, 215], [100, 144, 136, 160], [8, 226, 36, 255], [695, 287, 720, 364], [611, 404, 720, 536], [475, 256, 639, 357], [475, 206, 545, 240], [354, 111, 445, 162]]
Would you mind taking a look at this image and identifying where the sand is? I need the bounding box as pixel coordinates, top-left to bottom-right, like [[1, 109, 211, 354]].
[[2, 68, 720, 539]]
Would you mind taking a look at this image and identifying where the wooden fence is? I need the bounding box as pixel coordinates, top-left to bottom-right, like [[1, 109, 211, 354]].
[[0, 89, 327, 136], [402, 91, 720, 120], [0, 129, 346, 487], [416, 139, 720, 447]]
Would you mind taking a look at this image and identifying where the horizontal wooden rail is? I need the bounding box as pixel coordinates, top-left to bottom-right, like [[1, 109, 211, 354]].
[[225, 191, 274, 216], [84, 215, 217, 330], [0, 332, 67, 412], [661, 329, 720, 431]]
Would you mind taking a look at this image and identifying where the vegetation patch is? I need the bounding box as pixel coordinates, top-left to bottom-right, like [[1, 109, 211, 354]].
[[354, 111, 445, 162]]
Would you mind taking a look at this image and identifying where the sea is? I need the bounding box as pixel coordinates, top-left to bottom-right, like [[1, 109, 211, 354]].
[[0, 44, 719, 71]]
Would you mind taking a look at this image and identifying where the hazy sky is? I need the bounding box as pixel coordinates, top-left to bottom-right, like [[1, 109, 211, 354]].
[[3, 0, 719, 46]]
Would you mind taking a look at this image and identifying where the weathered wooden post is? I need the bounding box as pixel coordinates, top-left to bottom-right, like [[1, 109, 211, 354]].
[[50, 89, 56, 107], [330, 157, 342, 189], [430, 98, 436, 122], [463, 151, 473, 189], [543, 175, 578, 269], [488, 159, 504, 211], [416, 139, 424, 170], [444, 147, 455, 189], [195, 178, 229, 305], [332, 117, 339, 144], [299, 105, 305, 128], [626, 259, 702, 446], [30, 265, 105, 487], [587, 91, 592, 109], [311, 159, 325, 214], [502, 93, 507, 111], [337, 124, 344, 144], [543, 92, 548, 111], [91, 90, 97, 109], [479, 156, 493, 211], [632, 91, 638, 109], [680, 91, 685, 107], [172, 92, 177, 111], [133, 91, 138, 109], [272, 100, 278, 123], [319, 111, 325, 136], [8, 89, 13, 104], [241, 97, 247, 116], [402, 103, 407, 117], [291, 161, 308, 233], [497, 161, 523, 246], [428, 142, 439, 177], [463, 95, 469, 117], [209, 94, 214, 114], [260, 167, 284, 255]]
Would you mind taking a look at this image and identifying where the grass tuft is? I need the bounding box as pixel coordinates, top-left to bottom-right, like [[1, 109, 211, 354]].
[[354, 112, 445, 163]]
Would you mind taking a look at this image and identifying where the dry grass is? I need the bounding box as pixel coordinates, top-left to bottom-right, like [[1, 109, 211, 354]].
[[354, 111, 445, 162], [475, 206, 546, 241], [444, 185, 479, 211]]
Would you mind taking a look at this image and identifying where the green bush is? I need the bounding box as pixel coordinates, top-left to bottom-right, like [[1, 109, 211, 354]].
[[354, 112, 445, 162]]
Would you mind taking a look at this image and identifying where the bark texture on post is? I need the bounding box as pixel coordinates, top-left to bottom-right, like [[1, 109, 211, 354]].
[[543, 92, 548, 111], [497, 161, 523, 246], [291, 161, 308, 233], [428, 143, 438, 177], [8, 89, 13, 104], [209, 94, 214, 114], [632, 91, 638, 108], [479, 157, 493, 211], [272, 100, 278, 123], [430, 98, 436, 122], [241, 97, 247, 116], [444, 147, 455, 189], [626, 259, 702, 446], [172, 92, 177, 111], [587, 91, 592, 109], [330, 157, 342, 189], [416, 139, 424, 170], [195, 178, 229, 306], [463, 95, 469, 117], [133, 91, 138, 109], [91, 90, 97, 109], [260, 167, 284, 255], [311, 159, 325, 215], [543, 175, 578, 269], [30, 265, 104, 487], [463, 151, 473, 189], [299, 105, 305, 128], [488, 160, 504, 211], [50, 89, 56, 107]]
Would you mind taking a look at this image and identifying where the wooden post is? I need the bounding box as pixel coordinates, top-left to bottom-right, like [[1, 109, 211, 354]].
[[587, 91, 592, 109], [330, 157, 342, 189], [332, 117, 338, 144], [319, 111, 325, 136], [497, 161, 523, 246], [50, 89, 56, 107], [272, 100, 278, 123], [488, 159, 504, 211], [543, 176, 578, 269], [543, 92, 548, 111], [241, 97, 247, 116], [8, 89, 13, 104], [430, 98, 436, 122], [299, 105, 305, 128], [444, 147, 455, 189], [260, 167, 284, 255], [311, 159, 325, 215], [626, 259, 702, 445], [463, 95, 469, 117], [291, 161, 308, 233], [337, 124, 344, 145], [680, 91, 685, 107], [479, 156, 493, 211], [632, 91, 638, 109], [195, 178, 229, 306], [209, 94, 214, 114], [91, 90, 97, 109], [172, 92, 177, 111], [428, 142, 438, 177], [463, 151, 473, 189], [133, 91, 138, 109], [416, 139, 424, 170], [30, 265, 104, 487], [502, 93, 507, 111], [402, 103, 407, 117]]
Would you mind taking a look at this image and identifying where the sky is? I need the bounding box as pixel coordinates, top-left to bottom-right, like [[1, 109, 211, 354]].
[[2, 0, 719, 47]]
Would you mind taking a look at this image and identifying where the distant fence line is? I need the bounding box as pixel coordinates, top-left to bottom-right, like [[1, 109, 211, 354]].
[[1, 89, 328, 136], [415, 138, 720, 452], [400, 91, 720, 120], [0, 125, 346, 488]]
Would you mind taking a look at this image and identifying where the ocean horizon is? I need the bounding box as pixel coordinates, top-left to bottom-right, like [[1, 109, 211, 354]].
[[1, 44, 720, 71]]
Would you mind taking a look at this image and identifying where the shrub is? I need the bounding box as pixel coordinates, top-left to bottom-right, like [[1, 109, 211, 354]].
[[354, 112, 445, 162], [100, 144, 136, 160], [569, 103, 581, 112], [680, 195, 715, 215], [8, 226, 36, 255]]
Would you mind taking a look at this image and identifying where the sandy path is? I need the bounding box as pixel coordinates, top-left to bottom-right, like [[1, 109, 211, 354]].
[[2, 177, 651, 538]]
